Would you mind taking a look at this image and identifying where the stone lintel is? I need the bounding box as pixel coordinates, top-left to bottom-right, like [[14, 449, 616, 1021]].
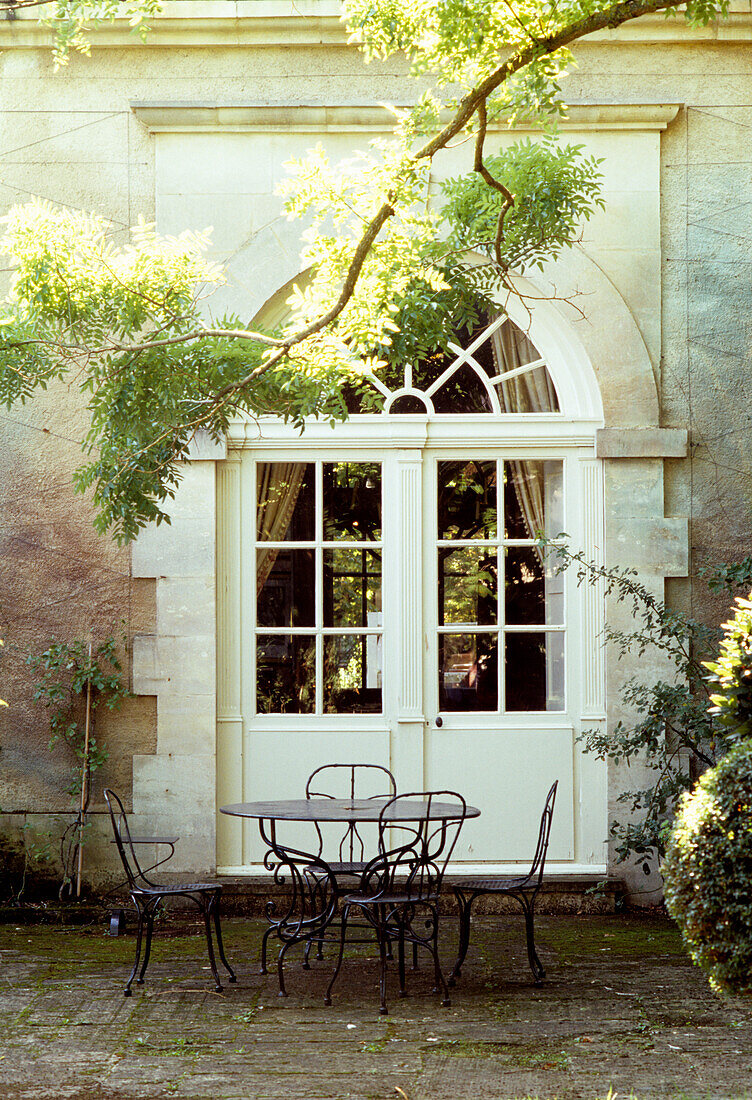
[[597, 428, 688, 459], [186, 429, 227, 462], [131, 102, 682, 134], [3, 4, 751, 47]]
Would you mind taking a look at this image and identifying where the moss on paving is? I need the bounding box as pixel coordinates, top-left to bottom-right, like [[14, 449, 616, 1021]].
[[0, 914, 750, 1100]]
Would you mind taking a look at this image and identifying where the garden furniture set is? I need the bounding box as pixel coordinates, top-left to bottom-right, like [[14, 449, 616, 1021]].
[[104, 771, 557, 1013]]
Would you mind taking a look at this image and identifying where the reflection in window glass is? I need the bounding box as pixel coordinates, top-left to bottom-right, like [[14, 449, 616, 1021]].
[[255, 460, 383, 716], [257, 462, 315, 541], [324, 634, 382, 714], [431, 365, 494, 414], [324, 548, 382, 628], [390, 394, 429, 414], [256, 635, 315, 714], [323, 462, 382, 541], [504, 546, 546, 626], [504, 460, 563, 541], [439, 547, 497, 625], [438, 461, 497, 540], [505, 632, 564, 712], [257, 549, 315, 628], [439, 633, 498, 711]]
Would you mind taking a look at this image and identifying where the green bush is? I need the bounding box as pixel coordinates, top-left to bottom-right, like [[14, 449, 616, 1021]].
[[704, 594, 752, 745], [664, 740, 752, 994]]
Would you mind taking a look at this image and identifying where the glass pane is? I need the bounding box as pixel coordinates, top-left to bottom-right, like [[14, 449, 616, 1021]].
[[439, 633, 498, 711], [324, 635, 382, 713], [505, 632, 564, 712], [431, 364, 494, 414], [495, 319, 541, 368], [324, 548, 382, 628], [440, 547, 497, 625], [257, 462, 315, 541], [504, 460, 563, 541], [390, 394, 429, 414], [257, 549, 315, 628], [438, 460, 497, 540], [323, 462, 382, 541], [256, 635, 315, 714], [490, 321, 559, 413], [505, 546, 548, 626]]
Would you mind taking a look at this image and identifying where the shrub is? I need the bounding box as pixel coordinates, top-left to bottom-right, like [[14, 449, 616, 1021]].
[[704, 594, 752, 745], [663, 740, 752, 994]]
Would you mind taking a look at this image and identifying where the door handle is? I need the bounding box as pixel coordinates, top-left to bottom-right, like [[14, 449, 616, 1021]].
[[435, 716, 443, 728]]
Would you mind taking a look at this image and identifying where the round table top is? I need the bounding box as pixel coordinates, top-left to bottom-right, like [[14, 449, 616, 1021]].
[[220, 798, 480, 823]]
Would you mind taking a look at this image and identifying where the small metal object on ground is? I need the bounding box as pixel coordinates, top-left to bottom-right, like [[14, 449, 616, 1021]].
[[109, 909, 127, 937]]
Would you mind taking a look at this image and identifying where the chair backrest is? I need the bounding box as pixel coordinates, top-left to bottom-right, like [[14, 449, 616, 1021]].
[[305, 764, 397, 864], [361, 790, 467, 901], [527, 780, 559, 887], [103, 788, 151, 890], [305, 763, 396, 802]]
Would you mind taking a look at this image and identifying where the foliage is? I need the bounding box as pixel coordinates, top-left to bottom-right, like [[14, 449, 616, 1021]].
[[703, 595, 752, 746], [663, 740, 752, 994], [551, 545, 728, 874], [17, 0, 163, 68], [441, 137, 605, 272], [26, 634, 129, 798], [23, 633, 130, 899], [0, 0, 731, 541], [700, 556, 752, 595]]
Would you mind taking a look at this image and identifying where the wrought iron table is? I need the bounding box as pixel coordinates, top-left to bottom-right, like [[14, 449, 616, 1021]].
[[219, 797, 480, 995]]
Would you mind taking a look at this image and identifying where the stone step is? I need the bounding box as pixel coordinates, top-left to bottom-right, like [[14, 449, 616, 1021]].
[[216, 874, 622, 916]]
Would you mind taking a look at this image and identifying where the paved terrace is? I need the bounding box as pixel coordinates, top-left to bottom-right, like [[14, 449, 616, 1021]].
[[0, 914, 750, 1100]]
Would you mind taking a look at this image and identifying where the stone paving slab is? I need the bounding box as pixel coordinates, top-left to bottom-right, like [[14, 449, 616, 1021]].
[[0, 914, 750, 1100]]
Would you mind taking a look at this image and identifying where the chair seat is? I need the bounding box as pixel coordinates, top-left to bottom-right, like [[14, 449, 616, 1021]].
[[132, 881, 222, 898], [343, 890, 440, 907], [327, 862, 367, 877], [454, 876, 534, 893]]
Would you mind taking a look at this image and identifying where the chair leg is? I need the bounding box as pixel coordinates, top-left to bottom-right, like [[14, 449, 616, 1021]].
[[397, 920, 406, 997], [277, 937, 300, 997], [430, 910, 451, 1008], [521, 895, 545, 982], [377, 920, 389, 1015], [379, 904, 393, 960], [449, 888, 476, 985], [124, 905, 145, 996], [324, 907, 350, 1007], [137, 911, 154, 984], [260, 924, 276, 975], [201, 895, 223, 993], [210, 895, 236, 983]]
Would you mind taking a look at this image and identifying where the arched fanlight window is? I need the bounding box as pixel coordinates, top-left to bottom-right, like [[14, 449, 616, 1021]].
[[345, 313, 560, 415]]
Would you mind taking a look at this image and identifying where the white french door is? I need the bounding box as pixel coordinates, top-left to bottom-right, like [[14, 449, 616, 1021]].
[[217, 422, 607, 874]]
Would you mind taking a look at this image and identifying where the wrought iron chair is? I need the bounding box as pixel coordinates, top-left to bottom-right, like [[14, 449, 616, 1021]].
[[449, 779, 558, 986], [325, 790, 467, 1015], [305, 763, 397, 880], [299, 763, 397, 968], [103, 789, 236, 996]]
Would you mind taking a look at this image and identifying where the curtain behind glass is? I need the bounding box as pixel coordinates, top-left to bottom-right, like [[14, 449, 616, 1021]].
[[256, 463, 306, 593]]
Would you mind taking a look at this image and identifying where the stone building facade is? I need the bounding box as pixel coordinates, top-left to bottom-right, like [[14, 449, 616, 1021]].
[[0, 1, 750, 898]]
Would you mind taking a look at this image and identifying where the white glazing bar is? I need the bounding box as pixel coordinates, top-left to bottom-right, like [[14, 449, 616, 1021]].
[[397, 450, 423, 717], [316, 461, 324, 715], [216, 454, 243, 869], [581, 458, 606, 717]]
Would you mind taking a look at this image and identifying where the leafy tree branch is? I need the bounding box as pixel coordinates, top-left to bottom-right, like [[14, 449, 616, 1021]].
[[0, 0, 730, 540]]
